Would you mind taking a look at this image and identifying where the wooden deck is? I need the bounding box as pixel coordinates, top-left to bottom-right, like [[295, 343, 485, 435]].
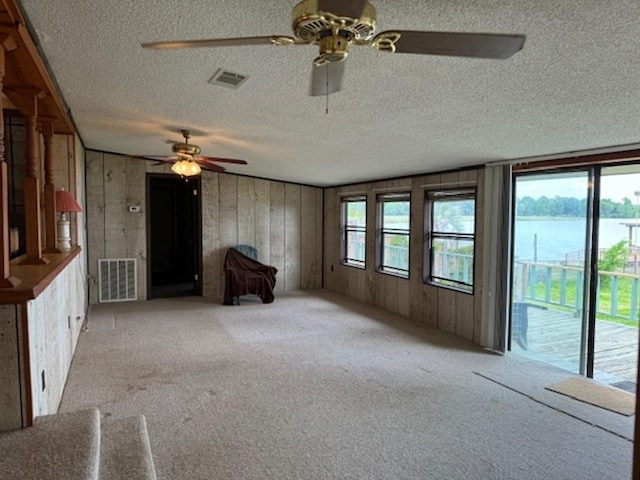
[[511, 307, 639, 385]]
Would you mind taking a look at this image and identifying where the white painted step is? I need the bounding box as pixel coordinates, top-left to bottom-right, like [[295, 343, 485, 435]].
[[100, 415, 157, 480], [0, 408, 100, 480]]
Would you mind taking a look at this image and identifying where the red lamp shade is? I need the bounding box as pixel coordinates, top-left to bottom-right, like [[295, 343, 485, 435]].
[[55, 189, 82, 213]]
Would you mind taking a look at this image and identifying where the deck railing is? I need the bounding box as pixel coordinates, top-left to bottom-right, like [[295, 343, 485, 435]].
[[347, 242, 410, 271], [564, 245, 640, 266], [377, 247, 640, 323], [347, 240, 639, 321], [347, 240, 473, 283], [433, 251, 473, 284], [384, 245, 408, 271], [515, 261, 640, 323]]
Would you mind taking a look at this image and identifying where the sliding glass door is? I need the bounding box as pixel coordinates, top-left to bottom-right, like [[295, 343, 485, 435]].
[[511, 166, 639, 390], [510, 171, 592, 375], [593, 166, 640, 390]]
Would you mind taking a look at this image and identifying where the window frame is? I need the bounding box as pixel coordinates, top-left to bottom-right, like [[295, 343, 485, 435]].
[[425, 188, 476, 293], [376, 192, 411, 278], [341, 195, 367, 269]]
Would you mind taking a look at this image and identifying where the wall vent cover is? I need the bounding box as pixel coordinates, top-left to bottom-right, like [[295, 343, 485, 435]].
[[209, 68, 248, 89], [98, 259, 137, 303]]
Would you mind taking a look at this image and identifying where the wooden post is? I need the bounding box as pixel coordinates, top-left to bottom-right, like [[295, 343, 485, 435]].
[[19, 89, 48, 265], [0, 36, 20, 288], [42, 121, 59, 253]]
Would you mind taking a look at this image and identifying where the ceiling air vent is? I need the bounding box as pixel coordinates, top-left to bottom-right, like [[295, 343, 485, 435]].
[[209, 69, 248, 89]]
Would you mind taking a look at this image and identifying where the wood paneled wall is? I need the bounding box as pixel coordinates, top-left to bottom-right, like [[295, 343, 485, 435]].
[[201, 173, 323, 301], [27, 255, 85, 418], [324, 168, 485, 343], [86, 151, 147, 304], [86, 150, 323, 304], [74, 137, 88, 306], [52, 135, 74, 191], [52, 134, 81, 248], [0, 253, 86, 430], [0, 304, 22, 430]]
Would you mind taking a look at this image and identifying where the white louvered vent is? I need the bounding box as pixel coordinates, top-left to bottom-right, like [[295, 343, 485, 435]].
[[98, 259, 137, 303], [208, 68, 248, 89]]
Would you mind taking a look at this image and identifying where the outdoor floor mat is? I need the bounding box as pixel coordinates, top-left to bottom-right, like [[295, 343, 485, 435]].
[[546, 377, 636, 416]]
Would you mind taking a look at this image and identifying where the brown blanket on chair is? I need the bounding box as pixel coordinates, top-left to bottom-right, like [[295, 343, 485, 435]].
[[223, 248, 278, 305]]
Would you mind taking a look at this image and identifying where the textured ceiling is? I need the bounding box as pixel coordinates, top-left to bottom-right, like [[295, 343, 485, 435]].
[[18, 0, 640, 186]]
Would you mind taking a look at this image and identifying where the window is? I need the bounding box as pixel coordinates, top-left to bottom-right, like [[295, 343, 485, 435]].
[[426, 189, 476, 292], [5, 111, 26, 258], [377, 192, 410, 277], [341, 196, 366, 268]]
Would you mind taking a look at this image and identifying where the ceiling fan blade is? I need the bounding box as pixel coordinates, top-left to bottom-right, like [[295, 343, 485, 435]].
[[310, 61, 346, 97], [130, 155, 177, 162], [375, 30, 526, 59], [197, 160, 226, 173], [199, 156, 248, 165], [317, 0, 367, 19], [142, 36, 295, 50]]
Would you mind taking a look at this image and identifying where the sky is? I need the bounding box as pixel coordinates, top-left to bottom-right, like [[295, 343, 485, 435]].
[[516, 171, 640, 202]]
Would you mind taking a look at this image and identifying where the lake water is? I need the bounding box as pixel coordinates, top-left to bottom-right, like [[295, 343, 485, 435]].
[[514, 218, 637, 263]]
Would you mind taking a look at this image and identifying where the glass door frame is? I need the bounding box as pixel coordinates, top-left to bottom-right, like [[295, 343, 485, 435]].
[[508, 166, 600, 377], [585, 166, 600, 377]]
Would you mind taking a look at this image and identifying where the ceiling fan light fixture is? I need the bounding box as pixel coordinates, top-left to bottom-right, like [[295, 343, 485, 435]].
[[314, 31, 350, 64], [171, 159, 201, 177], [132, 128, 247, 174], [172, 142, 201, 157], [292, 0, 377, 42]]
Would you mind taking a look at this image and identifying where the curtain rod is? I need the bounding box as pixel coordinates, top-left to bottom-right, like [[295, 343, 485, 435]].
[[420, 180, 477, 189], [486, 142, 640, 168]]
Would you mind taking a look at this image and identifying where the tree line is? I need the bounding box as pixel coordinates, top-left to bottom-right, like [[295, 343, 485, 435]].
[[517, 196, 639, 218]]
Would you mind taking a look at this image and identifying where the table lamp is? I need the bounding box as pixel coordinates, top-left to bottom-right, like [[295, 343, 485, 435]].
[[56, 189, 82, 251]]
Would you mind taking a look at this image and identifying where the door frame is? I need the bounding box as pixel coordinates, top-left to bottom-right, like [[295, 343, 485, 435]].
[[508, 162, 640, 378], [509, 167, 598, 376], [145, 173, 203, 299], [585, 166, 601, 377]]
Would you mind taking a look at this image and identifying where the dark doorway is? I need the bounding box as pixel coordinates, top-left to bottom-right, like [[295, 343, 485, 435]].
[[147, 174, 202, 298]]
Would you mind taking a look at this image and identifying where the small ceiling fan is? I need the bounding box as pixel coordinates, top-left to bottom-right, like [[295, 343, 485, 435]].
[[133, 130, 248, 176], [142, 0, 526, 96]]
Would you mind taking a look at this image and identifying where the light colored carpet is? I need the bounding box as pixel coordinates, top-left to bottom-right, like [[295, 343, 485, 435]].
[[59, 290, 635, 480], [0, 408, 100, 480], [100, 415, 157, 480], [546, 377, 636, 416]]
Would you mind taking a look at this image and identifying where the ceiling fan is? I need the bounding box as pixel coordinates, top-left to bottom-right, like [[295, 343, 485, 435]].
[[142, 0, 526, 96], [134, 130, 248, 177]]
